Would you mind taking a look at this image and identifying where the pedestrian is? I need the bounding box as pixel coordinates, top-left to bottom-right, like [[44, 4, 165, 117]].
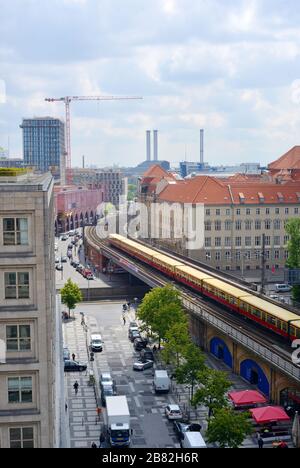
[[257, 434, 264, 449], [123, 303, 127, 312], [72, 353, 76, 361], [123, 314, 126, 326], [99, 432, 105, 448], [65, 403, 68, 412], [73, 381, 79, 395], [127, 302, 131, 310], [91, 442, 97, 449]]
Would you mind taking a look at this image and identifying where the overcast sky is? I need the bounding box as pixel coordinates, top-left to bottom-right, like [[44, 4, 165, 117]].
[[1, 0, 300, 168]]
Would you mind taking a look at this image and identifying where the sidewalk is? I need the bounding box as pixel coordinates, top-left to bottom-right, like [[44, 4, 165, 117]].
[[63, 314, 103, 449]]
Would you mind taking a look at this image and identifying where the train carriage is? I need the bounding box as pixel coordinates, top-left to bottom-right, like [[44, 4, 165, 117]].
[[175, 265, 213, 292], [152, 253, 184, 275], [202, 278, 251, 311]]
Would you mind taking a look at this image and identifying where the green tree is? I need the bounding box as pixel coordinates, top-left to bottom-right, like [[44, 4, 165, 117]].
[[175, 343, 205, 401], [206, 408, 253, 448], [61, 279, 83, 318], [137, 285, 185, 346], [286, 218, 300, 301], [161, 321, 190, 367], [192, 369, 231, 419]]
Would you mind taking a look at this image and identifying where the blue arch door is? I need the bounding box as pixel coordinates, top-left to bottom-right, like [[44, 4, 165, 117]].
[[240, 359, 270, 397], [210, 337, 233, 368]]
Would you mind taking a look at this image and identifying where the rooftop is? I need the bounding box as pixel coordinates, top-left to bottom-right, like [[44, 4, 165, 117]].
[[269, 146, 300, 171], [0, 170, 53, 192]]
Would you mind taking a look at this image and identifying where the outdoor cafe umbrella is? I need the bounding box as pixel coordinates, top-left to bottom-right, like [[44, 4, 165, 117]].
[[228, 390, 267, 407], [250, 406, 291, 425], [292, 411, 300, 448]]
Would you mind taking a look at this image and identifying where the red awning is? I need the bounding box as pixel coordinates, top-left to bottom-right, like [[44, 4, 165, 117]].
[[229, 390, 267, 406], [250, 406, 291, 424]]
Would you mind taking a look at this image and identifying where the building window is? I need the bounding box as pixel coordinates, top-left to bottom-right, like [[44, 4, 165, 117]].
[[275, 208, 280, 215], [216, 209, 221, 216], [6, 325, 31, 352], [256, 209, 261, 215], [284, 251, 289, 259], [295, 208, 299, 215], [285, 208, 289, 215], [3, 218, 28, 246], [274, 220, 281, 230], [205, 237, 211, 248], [245, 236, 252, 246], [215, 252, 221, 261], [9, 427, 34, 449], [265, 236, 271, 246], [255, 251, 261, 260], [235, 220, 242, 231], [284, 235, 289, 245], [225, 237, 232, 247], [8, 377, 33, 403], [4, 272, 30, 299], [266, 208, 270, 215], [236, 251, 241, 261], [206, 209, 211, 216], [226, 209, 231, 216], [215, 221, 222, 231], [205, 221, 211, 231], [235, 237, 242, 247], [245, 220, 252, 230], [225, 220, 232, 231], [215, 237, 221, 247], [246, 208, 251, 215], [274, 250, 280, 259], [255, 220, 261, 230], [206, 252, 211, 261], [225, 251, 231, 261], [265, 220, 271, 230], [274, 236, 280, 246], [236, 209, 241, 215]]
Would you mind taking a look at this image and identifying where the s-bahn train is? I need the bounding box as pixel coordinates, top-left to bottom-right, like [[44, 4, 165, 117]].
[[109, 234, 300, 341]]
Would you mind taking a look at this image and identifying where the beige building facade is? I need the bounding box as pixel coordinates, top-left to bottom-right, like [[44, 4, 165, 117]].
[[0, 172, 59, 448]]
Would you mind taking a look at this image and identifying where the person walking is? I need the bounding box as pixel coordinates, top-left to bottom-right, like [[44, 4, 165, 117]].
[[72, 353, 76, 361], [257, 434, 264, 449], [91, 442, 97, 449], [123, 314, 126, 326], [99, 432, 105, 448], [73, 381, 79, 396]]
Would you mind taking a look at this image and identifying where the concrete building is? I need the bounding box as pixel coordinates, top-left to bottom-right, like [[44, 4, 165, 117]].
[[138, 155, 300, 276], [20, 118, 65, 178], [0, 170, 61, 448], [71, 168, 127, 207]]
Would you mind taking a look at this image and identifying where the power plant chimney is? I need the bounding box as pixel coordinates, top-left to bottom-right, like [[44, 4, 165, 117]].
[[146, 130, 151, 162], [153, 130, 158, 161], [82, 155, 85, 169], [200, 129, 204, 165]]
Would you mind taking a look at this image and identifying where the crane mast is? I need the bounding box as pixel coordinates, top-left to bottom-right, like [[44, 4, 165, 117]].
[[45, 95, 142, 184]]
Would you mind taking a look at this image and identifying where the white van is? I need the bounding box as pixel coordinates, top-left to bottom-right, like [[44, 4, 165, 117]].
[[275, 284, 292, 293], [90, 334, 103, 352], [181, 432, 207, 449], [153, 370, 171, 393]]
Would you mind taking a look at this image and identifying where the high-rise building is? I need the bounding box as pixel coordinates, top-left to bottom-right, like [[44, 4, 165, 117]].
[[20, 118, 65, 177], [0, 170, 62, 448]]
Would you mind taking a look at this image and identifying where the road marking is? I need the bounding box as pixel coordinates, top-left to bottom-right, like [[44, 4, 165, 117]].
[[129, 382, 135, 393], [134, 396, 141, 408]]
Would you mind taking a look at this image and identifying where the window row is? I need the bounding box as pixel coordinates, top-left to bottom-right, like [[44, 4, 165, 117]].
[[205, 251, 289, 261], [206, 207, 299, 216], [204, 236, 289, 247], [204, 220, 291, 231]]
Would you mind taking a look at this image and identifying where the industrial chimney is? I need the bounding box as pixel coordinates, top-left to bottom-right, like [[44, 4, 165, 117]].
[[146, 130, 151, 162], [200, 129, 204, 166], [153, 130, 158, 161]]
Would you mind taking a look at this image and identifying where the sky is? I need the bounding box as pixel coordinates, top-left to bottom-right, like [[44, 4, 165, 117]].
[[1, 0, 300, 168]]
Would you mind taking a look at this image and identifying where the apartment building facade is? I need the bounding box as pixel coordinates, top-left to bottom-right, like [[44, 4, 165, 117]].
[[138, 165, 300, 274], [0, 171, 60, 448]]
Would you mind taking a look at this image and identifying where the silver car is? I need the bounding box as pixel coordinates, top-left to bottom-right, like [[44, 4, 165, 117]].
[[133, 360, 154, 371]]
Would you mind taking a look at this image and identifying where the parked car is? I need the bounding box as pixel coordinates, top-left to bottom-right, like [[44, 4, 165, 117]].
[[100, 372, 113, 385], [68, 231, 75, 236], [56, 264, 63, 271], [128, 326, 139, 338], [68, 243, 73, 250], [133, 338, 148, 351], [140, 347, 154, 361], [275, 284, 292, 293], [64, 360, 87, 372], [90, 334, 103, 352], [76, 265, 84, 273], [129, 322, 138, 330], [173, 421, 190, 440], [63, 346, 70, 361], [129, 330, 141, 342], [100, 382, 116, 407], [165, 404, 183, 420], [71, 260, 80, 268], [133, 360, 154, 371], [153, 370, 171, 393], [61, 256, 68, 263], [61, 235, 69, 241], [55, 257, 60, 264]]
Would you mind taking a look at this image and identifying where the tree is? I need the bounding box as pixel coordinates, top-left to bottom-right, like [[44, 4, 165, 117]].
[[286, 219, 300, 301], [61, 279, 83, 318], [206, 408, 253, 449], [161, 321, 190, 367], [192, 369, 231, 419], [175, 343, 205, 401], [137, 285, 185, 346]]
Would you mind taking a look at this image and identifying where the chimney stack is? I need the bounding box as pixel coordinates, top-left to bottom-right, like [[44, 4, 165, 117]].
[[146, 130, 151, 162], [153, 130, 158, 161], [200, 129, 204, 165]]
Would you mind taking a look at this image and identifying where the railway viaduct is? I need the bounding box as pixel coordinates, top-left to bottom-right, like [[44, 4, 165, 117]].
[[85, 228, 300, 411]]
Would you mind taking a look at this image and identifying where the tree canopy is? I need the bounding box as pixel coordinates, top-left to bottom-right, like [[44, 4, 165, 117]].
[[175, 343, 205, 401], [286, 218, 300, 301], [192, 369, 231, 418], [206, 408, 253, 448], [61, 279, 83, 317]]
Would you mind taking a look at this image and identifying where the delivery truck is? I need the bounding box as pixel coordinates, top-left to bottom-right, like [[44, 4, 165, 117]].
[[106, 396, 131, 447]]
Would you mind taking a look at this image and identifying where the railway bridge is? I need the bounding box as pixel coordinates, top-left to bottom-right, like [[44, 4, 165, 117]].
[[84, 226, 300, 411]]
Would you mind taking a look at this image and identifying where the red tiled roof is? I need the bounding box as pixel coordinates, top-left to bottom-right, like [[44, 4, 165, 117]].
[[142, 165, 175, 179], [269, 146, 300, 171], [158, 176, 300, 205]]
